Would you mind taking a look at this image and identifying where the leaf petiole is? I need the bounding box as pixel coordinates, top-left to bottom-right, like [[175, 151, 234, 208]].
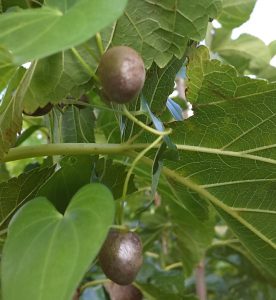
[[71, 47, 100, 84], [122, 105, 172, 137]]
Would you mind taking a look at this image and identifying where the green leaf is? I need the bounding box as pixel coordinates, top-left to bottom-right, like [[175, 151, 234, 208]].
[[95, 159, 136, 199], [187, 45, 274, 104], [256, 65, 276, 82], [38, 155, 95, 212], [143, 56, 184, 112], [211, 32, 271, 73], [0, 165, 55, 228], [0, 0, 127, 65], [61, 106, 95, 143], [110, 0, 222, 68], [269, 40, 276, 58], [2, 183, 115, 300], [0, 65, 36, 161], [218, 0, 256, 29], [15, 125, 43, 146], [22, 39, 103, 113], [22, 52, 89, 113], [135, 163, 214, 275], [1, 0, 43, 11], [161, 46, 276, 280], [0, 163, 9, 183], [0, 46, 17, 92]]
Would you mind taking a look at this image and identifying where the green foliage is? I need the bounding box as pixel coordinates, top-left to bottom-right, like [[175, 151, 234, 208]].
[[0, 0, 127, 65], [38, 155, 95, 212], [212, 32, 271, 72], [2, 183, 115, 300], [0, 47, 16, 92], [143, 57, 184, 113], [110, 0, 222, 68], [0, 165, 55, 228], [0, 0, 275, 299], [218, 0, 256, 29]]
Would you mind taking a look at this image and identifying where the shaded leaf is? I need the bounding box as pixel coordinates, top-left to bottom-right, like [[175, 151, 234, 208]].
[[0, 165, 55, 228], [38, 155, 95, 212], [95, 158, 136, 199], [0, 163, 9, 183], [62, 106, 95, 143], [15, 125, 43, 146], [22, 33, 113, 113], [143, 56, 184, 112], [0, 46, 17, 92], [135, 163, 214, 275], [0, 64, 36, 161]]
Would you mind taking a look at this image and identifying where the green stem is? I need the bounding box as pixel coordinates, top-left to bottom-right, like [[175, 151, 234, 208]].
[[110, 224, 128, 231], [164, 262, 183, 271], [207, 239, 240, 251], [84, 42, 100, 62], [117, 135, 163, 225], [3, 143, 147, 162], [96, 33, 105, 55], [71, 47, 100, 84], [80, 278, 110, 294], [123, 105, 172, 137]]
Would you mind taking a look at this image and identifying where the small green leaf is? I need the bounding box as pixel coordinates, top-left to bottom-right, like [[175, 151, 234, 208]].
[[218, 0, 256, 29], [0, 0, 127, 65], [2, 183, 115, 300]]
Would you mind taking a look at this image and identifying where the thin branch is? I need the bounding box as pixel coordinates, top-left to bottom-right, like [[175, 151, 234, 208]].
[[195, 259, 207, 300]]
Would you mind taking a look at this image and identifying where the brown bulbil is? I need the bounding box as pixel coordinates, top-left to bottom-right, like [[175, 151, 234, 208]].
[[98, 46, 145, 104], [99, 229, 143, 285], [104, 282, 142, 300], [23, 103, 53, 117]]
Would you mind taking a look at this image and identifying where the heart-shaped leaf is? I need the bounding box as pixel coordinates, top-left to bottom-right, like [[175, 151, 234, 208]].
[[1, 183, 115, 300]]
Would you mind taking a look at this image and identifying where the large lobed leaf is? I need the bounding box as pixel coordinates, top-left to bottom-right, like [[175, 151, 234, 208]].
[[160, 46, 276, 280], [0, 0, 127, 65], [2, 183, 115, 300], [110, 0, 222, 68]]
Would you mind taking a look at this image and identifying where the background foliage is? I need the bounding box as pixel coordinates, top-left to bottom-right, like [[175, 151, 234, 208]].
[[0, 0, 275, 299]]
